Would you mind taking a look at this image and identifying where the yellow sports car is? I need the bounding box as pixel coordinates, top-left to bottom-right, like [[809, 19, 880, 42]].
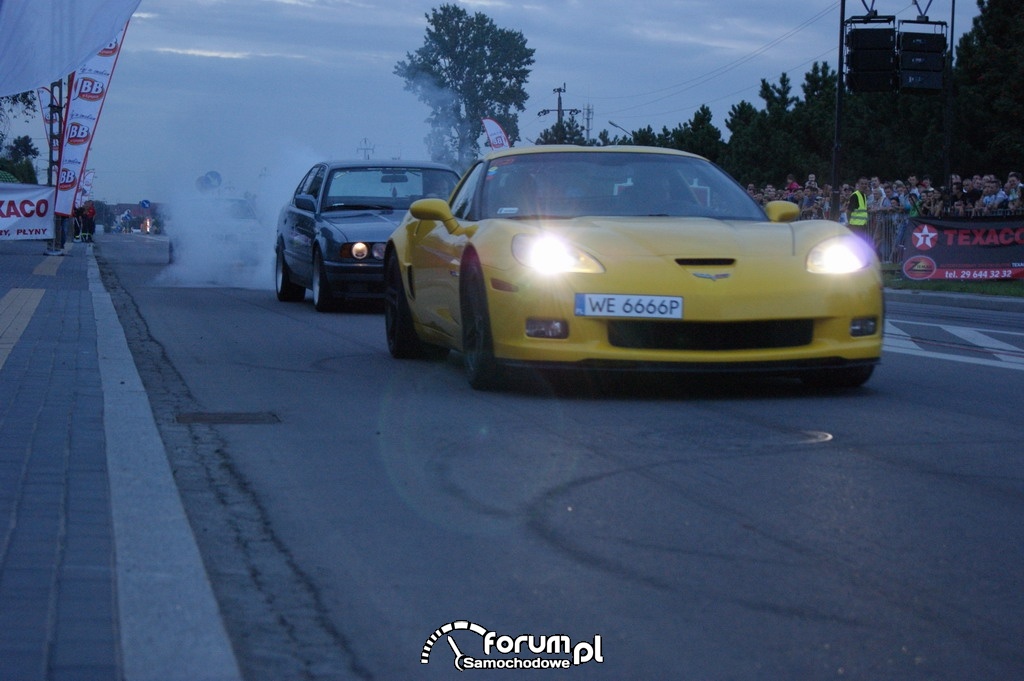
[[385, 146, 882, 390]]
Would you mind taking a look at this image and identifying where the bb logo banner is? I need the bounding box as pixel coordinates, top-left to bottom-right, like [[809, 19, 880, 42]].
[[54, 22, 129, 216]]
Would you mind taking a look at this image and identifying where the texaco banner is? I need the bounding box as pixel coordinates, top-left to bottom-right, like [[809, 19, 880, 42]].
[[901, 216, 1024, 280], [54, 22, 128, 216], [0, 184, 54, 240]]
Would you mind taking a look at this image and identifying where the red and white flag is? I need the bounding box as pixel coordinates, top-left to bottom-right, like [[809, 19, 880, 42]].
[[75, 169, 96, 209], [54, 22, 128, 216], [482, 118, 510, 151]]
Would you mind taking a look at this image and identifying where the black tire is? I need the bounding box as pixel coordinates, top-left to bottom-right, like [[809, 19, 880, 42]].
[[801, 364, 875, 390], [275, 242, 305, 302], [385, 252, 428, 358], [460, 257, 504, 390], [311, 248, 336, 312]]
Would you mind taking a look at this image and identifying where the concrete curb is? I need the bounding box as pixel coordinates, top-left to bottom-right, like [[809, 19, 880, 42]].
[[884, 288, 1024, 313], [88, 253, 243, 681]]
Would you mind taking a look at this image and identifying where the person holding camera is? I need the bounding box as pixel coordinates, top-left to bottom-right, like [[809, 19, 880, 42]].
[[918, 188, 943, 218]]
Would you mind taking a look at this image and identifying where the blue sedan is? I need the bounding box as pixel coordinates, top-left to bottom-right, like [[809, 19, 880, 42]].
[[275, 160, 459, 311]]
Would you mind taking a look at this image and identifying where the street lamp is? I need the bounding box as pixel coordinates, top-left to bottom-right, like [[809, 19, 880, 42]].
[[608, 120, 632, 143]]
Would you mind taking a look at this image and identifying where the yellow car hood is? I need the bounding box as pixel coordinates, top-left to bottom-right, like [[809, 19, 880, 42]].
[[539, 216, 799, 259]]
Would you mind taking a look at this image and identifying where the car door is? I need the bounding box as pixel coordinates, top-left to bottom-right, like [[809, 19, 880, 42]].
[[282, 164, 325, 284], [407, 162, 485, 340]]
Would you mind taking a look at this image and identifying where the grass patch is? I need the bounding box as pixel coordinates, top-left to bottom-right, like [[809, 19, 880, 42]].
[[882, 264, 1024, 297]]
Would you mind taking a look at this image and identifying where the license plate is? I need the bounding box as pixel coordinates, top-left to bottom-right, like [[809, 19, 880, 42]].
[[574, 294, 683, 319]]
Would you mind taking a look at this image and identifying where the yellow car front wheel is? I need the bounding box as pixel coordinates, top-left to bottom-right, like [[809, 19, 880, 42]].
[[460, 257, 504, 390]]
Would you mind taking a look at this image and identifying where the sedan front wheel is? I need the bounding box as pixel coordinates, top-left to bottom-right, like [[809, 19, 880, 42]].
[[275, 243, 305, 302], [311, 249, 337, 312]]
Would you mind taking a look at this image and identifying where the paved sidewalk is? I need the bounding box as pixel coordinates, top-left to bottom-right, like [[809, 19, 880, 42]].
[[0, 239, 241, 681]]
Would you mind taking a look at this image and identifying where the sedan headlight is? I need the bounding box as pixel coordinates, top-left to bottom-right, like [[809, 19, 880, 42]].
[[512, 234, 604, 274], [351, 242, 369, 259], [340, 242, 386, 260], [806, 235, 874, 274]]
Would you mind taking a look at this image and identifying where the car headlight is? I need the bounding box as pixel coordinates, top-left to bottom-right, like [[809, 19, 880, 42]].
[[806, 235, 873, 274], [512, 234, 604, 274], [341, 242, 385, 260]]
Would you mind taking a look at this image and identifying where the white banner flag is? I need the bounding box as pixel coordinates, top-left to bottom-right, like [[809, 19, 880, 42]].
[[55, 22, 128, 216], [76, 169, 96, 209], [482, 118, 510, 151], [0, 184, 55, 240]]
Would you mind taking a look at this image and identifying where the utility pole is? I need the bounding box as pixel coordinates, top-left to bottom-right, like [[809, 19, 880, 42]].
[[356, 138, 374, 160], [831, 0, 847, 223], [537, 84, 581, 143], [44, 79, 65, 256]]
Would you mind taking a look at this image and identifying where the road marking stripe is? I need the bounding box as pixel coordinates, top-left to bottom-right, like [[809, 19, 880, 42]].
[[33, 255, 65, 276], [884, 320, 1024, 371], [0, 288, 45, 371], [941, 325, 1024, 365], [882, 344, 1024, 371]]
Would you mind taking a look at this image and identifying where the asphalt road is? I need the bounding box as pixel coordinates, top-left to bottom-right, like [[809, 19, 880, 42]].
[[95, 231, 1024, 680]]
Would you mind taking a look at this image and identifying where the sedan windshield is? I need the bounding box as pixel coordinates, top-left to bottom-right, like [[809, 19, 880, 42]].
[[323, 167, 458, 212], [480, 152, 766, 221]]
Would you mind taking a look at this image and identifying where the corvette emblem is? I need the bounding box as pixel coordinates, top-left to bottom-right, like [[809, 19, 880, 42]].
[[693, 272, 730, 281]]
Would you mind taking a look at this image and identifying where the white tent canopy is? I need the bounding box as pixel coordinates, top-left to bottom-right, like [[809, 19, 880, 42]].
[[0, 0, 141, 97]]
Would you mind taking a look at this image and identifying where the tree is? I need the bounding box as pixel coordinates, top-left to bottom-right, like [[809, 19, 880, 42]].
[[719, 100, 762, 182], [4, 134, 39, 163], [952, 0, 1024, 177], [788, 62, 837, 180], [535, 114, 590, 145], [0, 134, 40, 184], [630, 125, 660, 146], [394, 4, 535, 169], [657, 106, 726, 163], [0, 92, 37, 151]]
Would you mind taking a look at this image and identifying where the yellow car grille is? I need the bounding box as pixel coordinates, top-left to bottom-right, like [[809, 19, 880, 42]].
[[607, 319, 814, 351]]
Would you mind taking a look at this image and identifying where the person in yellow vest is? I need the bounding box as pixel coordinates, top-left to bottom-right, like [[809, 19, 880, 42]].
[[846, 177, 870, 239]]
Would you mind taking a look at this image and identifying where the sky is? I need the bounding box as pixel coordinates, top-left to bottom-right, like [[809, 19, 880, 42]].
[[10, 0, 980, 210]]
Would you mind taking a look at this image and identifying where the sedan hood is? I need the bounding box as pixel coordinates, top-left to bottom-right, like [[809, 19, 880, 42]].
[[544, 216, 798, 259], [322, 209, 404, 240]]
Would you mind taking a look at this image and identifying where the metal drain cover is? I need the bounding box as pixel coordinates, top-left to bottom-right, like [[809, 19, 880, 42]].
[[175, 411, 280, 424]]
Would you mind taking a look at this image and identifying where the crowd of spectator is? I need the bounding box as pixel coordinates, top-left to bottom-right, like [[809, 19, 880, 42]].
[[744, 170, 1023, 262]]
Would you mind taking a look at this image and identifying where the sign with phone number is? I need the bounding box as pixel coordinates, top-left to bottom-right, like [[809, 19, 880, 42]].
[[945, 269, 1019, 279], [901, 216, 1024, 280]]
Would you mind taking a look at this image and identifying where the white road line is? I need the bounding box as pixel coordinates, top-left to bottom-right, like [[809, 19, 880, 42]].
[[941, 325, 1024, 365], [884, 321, 1024, 371], [89, 254, 243, 681]]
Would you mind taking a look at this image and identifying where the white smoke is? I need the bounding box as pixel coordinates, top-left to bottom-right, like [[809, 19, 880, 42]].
[[155, 143, 318, 290]]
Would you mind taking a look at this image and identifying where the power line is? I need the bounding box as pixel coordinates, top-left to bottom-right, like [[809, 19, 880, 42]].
[[601, 3, 841, 117]]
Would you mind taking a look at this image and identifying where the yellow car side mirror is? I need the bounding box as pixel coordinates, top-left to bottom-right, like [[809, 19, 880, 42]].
[[409, 198, 453, 222], [764, 200, 800, 223]]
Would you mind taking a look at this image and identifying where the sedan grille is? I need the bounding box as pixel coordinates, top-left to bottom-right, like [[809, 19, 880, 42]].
[[608, 319, 813, 351]]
